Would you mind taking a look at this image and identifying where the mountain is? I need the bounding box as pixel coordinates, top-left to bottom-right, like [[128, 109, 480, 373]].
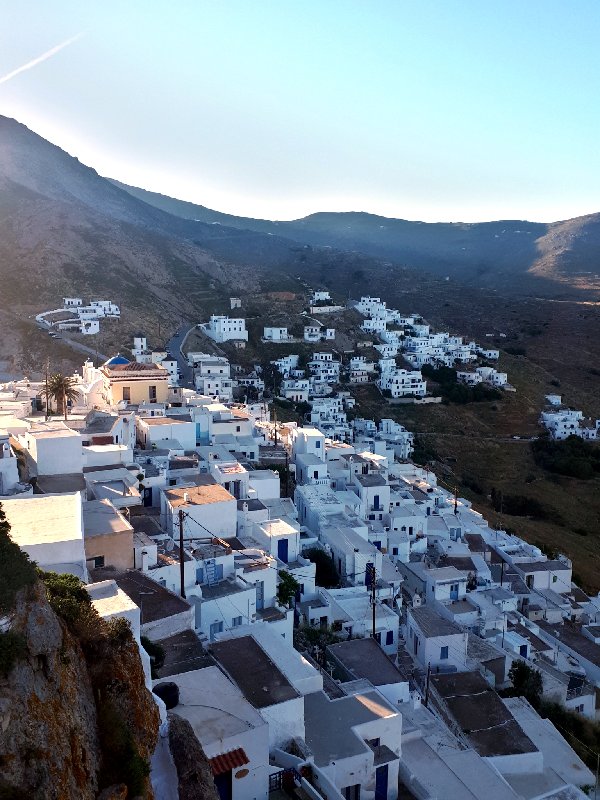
[[112, 180, 600, 295], [0, 116, 321, 326], [1, 110, 599, 360]]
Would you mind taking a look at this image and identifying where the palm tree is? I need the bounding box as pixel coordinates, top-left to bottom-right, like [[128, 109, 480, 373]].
[[40, 373, 80, 420]]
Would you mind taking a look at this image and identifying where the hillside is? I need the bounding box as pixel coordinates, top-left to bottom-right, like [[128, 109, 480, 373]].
[[113, 180, 600, 295]]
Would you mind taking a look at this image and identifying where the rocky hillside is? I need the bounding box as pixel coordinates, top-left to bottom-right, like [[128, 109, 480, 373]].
[[114, 180, 600, 296], [0, 506, 159, 799]]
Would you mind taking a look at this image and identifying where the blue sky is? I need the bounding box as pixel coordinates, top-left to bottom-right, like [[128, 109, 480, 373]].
[[0, 1, 598, 222]]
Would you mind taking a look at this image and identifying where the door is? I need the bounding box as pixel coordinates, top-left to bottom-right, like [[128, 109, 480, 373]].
[[375, 764, 388, 800], [214, 770, 232, 800], [143, 487, 152, 507], [256, 580, 264, 610], [277, 537, 289, 564], [450, 583, 459, 600]]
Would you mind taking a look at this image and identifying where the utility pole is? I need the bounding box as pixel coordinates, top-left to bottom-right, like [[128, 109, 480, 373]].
[[273, 407, 278, 446], [178, 508, 186, 599], [44, 357, 50, 420], [424, 662, 432, 708], [500, 560, 505, 587], [285, 450, 290, 499], [454, 483, 458, 515], [369, 564, 377, 640]]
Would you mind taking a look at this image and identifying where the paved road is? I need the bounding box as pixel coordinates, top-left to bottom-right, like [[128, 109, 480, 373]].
[[36, 325, 109, 363], [166, 325, 196, 388]]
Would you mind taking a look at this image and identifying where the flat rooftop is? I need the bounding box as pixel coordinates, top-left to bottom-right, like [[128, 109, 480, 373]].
[[164, 480, 235, 508], [163, 666, 265, 744], [36, 473, 87, 494], [409, 605, 464, 637], [154, 629, 214, 678], [209, 635, 299, 708], [328, 637, 408, 685], [355, 473, 387, 487], [304, 690, 398, 767], [86, 579, 138, 618], [517, 560, 569, 573], [538, 620, 600, 668], [431, 671, 537, 758], [83, 499, 132, 538], [90, 567, 191, 624], [2, 492, 82, 546]]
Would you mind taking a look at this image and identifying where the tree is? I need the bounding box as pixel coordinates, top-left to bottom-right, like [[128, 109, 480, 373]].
[[40, 373, 80, 420], [277, 570, 300, 607], [508, 660, 543, 708]]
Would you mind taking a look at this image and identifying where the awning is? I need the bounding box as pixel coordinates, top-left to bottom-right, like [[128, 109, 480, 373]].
[[209, 748, 249, 776]]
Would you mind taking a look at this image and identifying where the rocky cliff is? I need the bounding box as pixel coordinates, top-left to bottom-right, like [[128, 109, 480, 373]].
[[0, 512, 160, 799]]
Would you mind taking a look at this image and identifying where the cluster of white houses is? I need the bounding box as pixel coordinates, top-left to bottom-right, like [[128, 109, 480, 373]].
[[354, 296, 511, 393], [0, 347, 597, 800], [36, 297, 121, 335], [540, 395, 599, 440]]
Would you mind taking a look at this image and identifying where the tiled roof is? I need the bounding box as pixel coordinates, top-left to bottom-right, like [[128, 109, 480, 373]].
[[209, 748, 249, 776], [105, 362, 167, 373]]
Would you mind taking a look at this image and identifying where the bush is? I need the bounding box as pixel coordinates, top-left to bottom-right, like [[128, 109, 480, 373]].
[[462, 473, 486, 495], [0, 504, 37, 614], [97, 701, 150, 797], [531, 436, 600, 480], [504, 346, 527, 356], [490, 488, 550, 519], [277, 570, 300, 607], [0, 630, 27, 677]]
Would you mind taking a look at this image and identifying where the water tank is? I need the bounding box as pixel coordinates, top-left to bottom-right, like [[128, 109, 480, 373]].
[[153, 682, 179, 709]]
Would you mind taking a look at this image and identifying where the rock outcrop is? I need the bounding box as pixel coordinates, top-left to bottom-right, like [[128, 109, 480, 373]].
[[0, 575, 159, 799], [168, 712, 219, 800]]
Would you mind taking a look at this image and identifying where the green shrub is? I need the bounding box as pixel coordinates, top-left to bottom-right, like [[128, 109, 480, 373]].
[[531, 436, 600, 480]]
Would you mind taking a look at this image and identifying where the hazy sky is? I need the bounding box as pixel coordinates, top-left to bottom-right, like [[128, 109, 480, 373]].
[[0, 1, 599, 222]]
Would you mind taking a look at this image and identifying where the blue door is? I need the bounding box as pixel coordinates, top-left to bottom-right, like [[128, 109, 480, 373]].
[[450, 583, 459, 600], [375, 764, 388, 800], [278, 538, 289, 564]]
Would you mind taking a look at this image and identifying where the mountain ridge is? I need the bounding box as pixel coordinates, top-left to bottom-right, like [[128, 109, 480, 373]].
[[111, 178, 600, 294]]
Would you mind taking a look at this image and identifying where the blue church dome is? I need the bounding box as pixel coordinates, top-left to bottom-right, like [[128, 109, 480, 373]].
[[104, 353, 131, 366]]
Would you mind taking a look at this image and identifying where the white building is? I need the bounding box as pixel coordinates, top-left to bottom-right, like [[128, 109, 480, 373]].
[[406, 605, 468, 672], [2, 492, 88, 581], [163, 666, 270, 800], [264, 327, 291, 342], [201, 316, 248, 343]]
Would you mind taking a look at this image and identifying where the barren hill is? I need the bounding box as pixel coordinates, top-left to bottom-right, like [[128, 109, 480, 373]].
[[114, 181, 600, 295]]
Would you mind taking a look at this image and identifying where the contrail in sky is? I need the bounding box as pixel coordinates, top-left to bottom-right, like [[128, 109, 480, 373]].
[[0, 33, 84, 86]]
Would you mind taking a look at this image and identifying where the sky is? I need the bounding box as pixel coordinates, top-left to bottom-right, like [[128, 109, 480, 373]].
[[0, 1, 599, 223]]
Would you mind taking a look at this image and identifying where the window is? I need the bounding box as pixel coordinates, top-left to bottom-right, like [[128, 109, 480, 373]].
[[236, 426, 241, 433], [386, 630, 394, 646], [440, 646, 448, 660], [196, 567, 204, 584], [149, 385, 157, 402], [552, 575, 558, 583], [315, 440, 321, 449], [169, 479, 176, 486], [232, 616, 243, 627], [93, 555, 105, 569], [122, 386, 131, 401]]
